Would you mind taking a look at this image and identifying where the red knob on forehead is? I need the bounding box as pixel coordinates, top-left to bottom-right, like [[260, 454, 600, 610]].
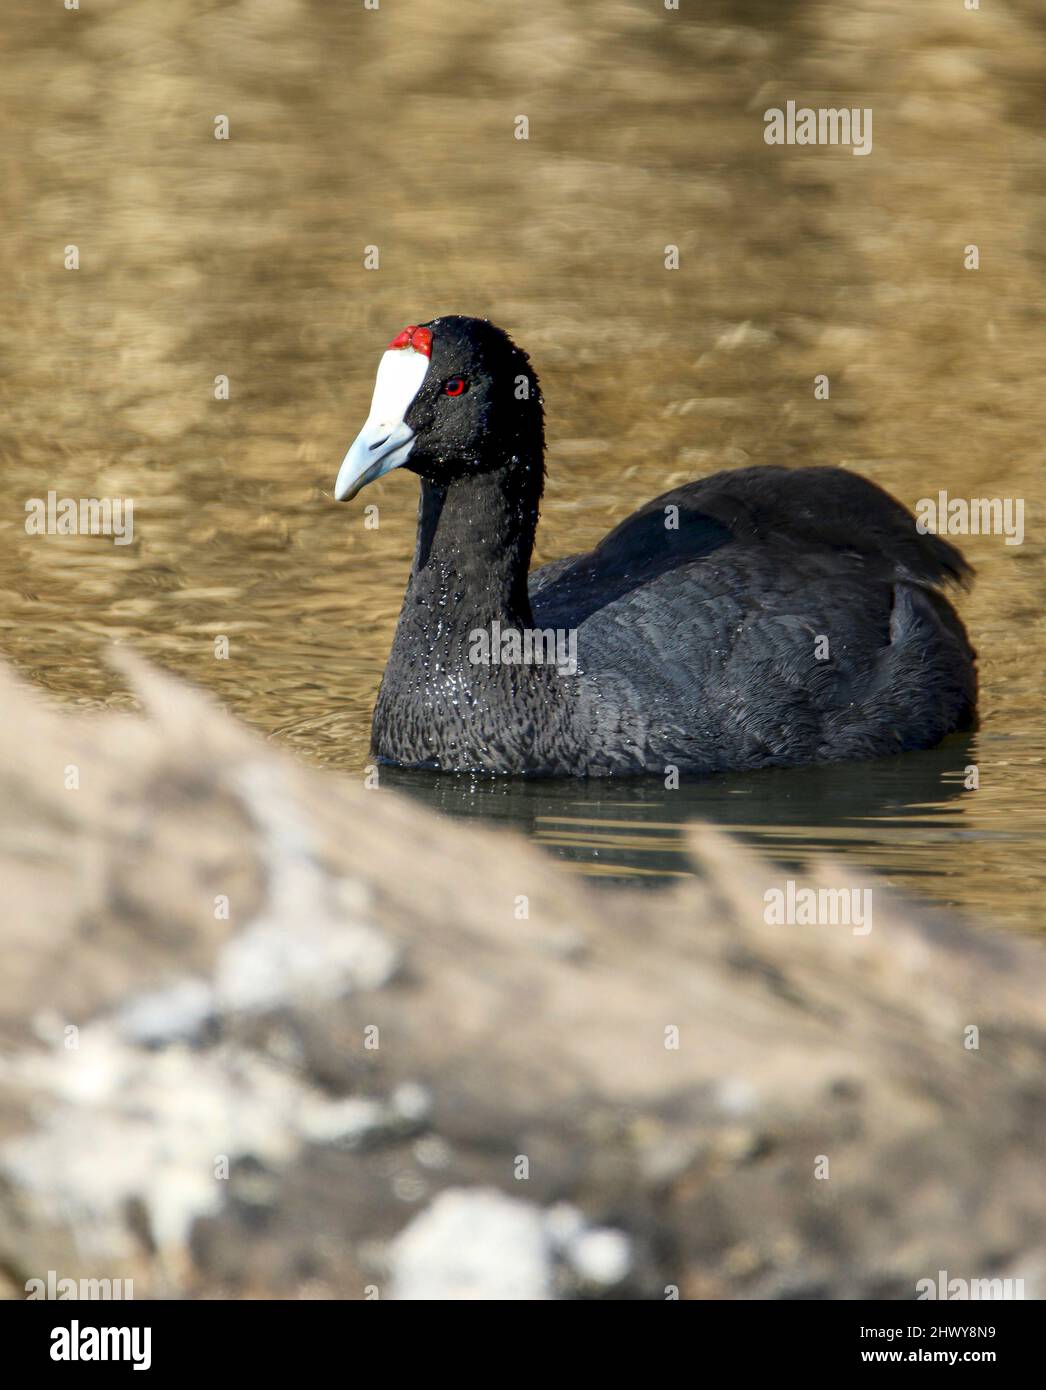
[[409, 326, 432, 356], [387, 324, 432, 357]]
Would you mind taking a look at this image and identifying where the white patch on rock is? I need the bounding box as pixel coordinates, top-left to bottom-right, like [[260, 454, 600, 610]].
[[717, 1076, 758, 1117], [390, 1188, 554, 1300], [0, 761, 407, 1262], [563, 1226, 633, 1288], [0, 1030, 303, 1256], [299, 1085, 430, 1148], [221, 762, 397, 1012], [116, 978, 216, 1046], [0, 1025, 431, 1260], [388, 1188, 633, 1299]]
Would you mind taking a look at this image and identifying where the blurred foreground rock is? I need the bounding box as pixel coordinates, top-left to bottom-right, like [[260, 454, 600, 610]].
[[1, 656, 1044, 1300]]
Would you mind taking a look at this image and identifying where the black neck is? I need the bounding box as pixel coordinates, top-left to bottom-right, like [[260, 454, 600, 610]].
[[405, 452, 544, 633], [372, 446, 576, 772]]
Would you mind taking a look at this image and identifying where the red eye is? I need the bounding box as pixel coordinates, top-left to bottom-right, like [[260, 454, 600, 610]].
[[444, 377, 467, 396]]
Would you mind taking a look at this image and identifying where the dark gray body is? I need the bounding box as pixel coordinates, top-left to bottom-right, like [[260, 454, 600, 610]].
[[371, 465, 976, 778]]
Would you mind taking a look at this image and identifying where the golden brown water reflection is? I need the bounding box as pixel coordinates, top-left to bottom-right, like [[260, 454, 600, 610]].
[[2, 0, 1044, 928]]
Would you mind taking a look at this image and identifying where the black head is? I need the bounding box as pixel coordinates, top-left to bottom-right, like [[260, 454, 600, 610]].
[[334, 315, 544, 502]]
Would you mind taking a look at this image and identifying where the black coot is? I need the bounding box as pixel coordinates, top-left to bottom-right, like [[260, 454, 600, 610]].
[[334, 316, 976, 777]]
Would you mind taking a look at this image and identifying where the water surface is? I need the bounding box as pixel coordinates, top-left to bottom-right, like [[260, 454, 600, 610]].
[[1, 0, 1043, 930]]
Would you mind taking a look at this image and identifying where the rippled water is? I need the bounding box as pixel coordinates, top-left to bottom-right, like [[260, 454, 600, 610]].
[[2, 0, 1044, 930]]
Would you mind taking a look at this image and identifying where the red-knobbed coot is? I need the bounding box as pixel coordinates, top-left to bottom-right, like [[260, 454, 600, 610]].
[[334, 316, 976, 777]]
